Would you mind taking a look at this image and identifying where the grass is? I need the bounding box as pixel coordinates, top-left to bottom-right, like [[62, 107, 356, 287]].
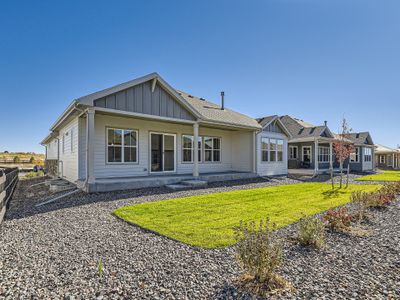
[[356, 170, 400, 182], [114, 183, 379, 248]]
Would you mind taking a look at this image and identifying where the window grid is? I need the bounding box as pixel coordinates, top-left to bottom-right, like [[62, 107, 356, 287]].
[[107, 128, 138, 163], [318, 147, 330, 163]]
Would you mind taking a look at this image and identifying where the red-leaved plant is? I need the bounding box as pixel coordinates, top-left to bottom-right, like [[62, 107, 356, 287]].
[[323, 207, 353, 231]]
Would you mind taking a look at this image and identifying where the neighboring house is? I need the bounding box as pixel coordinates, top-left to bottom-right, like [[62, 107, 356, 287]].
[[41, 73, 261, 192], [375, 144, 400, 169], [346, 132, 375, 172], [278, 115, 341, 175], [256, 115, 291, 176]]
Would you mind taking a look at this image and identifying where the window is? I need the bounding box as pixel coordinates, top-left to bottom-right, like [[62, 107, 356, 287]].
[[318, 147, 330, 162], [364, 147, 372, 162], [204, 137, 221, 162], [289, 146, 298, 159], [261, 138, 269, 162], [261, 138, 284, 162], [350, 147, 359, 162], [379, 154, 385, 164], [182, 135, 202, 163], [107, 128, 137, 163], [70, 129, 74, 152]]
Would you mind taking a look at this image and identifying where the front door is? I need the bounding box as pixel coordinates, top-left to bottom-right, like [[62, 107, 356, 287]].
[[150, 133, 176, 173]]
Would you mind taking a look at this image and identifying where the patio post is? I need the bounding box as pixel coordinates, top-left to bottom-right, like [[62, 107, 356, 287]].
[[86, 108, 95, 184], [314, 139, 319, 174], [252, 131, 257, 173], [329, 142, 333, 170], [193, 123, 199, 177]]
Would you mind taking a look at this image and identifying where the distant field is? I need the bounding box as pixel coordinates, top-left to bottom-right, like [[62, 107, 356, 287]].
[[0, 152, 44, 167]]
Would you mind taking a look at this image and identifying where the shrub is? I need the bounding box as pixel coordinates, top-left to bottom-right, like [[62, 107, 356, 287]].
[[24, 171, 44, 178], [297, 215, 325, 249], [234, 218, 284, 291], [323, 207, 353, 231], [350, 190, 371, 222]]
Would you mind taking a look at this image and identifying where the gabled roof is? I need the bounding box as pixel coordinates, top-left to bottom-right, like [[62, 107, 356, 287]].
[[256, 115, 292, 138], [279, 115, 334, 140], [42, 73, 261, 142], [177, 91, 260, 129], [346, 132, 374, 146]]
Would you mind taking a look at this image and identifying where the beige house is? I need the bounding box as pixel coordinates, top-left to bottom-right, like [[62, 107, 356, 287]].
[[41, 73, 262, 192], [375, 144, 400, 169]]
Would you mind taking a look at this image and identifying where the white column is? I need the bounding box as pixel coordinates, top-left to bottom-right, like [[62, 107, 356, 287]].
[[193, 123, 199, 177], [252, 131, 257, 174], [329, 142, 333, 170], [86, 108, 95, 184], [314, 139, 319, 173], [393, 153, 395, 169]]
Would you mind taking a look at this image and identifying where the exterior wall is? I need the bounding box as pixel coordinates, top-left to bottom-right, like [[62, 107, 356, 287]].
[[57, 117, 79, 182], [92, 114, 252, 179], [93, 81, 195, 121], [375, 152, 399, 169], [78, 116, 87, 180], [45, 139, 59, 160], [231, 131, 254, 172], [288, 141, 347, 170], [257, 131, 288, 176]]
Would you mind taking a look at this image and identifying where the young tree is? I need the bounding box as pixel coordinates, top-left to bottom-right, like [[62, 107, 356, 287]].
[[29, 156, 35, 164], [333, 118, 354, 188], [13, 156, 20, 163]]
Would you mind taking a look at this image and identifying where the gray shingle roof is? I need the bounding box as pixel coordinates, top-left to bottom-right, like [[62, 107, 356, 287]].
[[177, 90, 261, 129], [346, 132, 373, 145], [279, 115, 331, 139], [256, 115, 278, 126]]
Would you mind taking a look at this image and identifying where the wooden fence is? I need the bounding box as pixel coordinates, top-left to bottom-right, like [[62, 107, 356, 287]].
[[0, 167, 19, 224]]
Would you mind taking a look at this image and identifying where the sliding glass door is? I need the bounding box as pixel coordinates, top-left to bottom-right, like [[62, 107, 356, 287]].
[[150, 133, 176, 173]]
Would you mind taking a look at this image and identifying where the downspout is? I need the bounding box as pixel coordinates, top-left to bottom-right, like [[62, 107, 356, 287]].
[[85, 110, 89, 186]]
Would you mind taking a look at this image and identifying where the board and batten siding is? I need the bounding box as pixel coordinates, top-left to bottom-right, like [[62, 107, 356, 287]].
[[92, 114, 251, 179], [93, 81, 195, 121], [257, 131, 288, 176], [57, 117, 79, 182]]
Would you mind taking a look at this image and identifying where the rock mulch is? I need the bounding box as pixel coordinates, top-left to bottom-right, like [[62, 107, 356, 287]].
[[1, 175, 398, 299]]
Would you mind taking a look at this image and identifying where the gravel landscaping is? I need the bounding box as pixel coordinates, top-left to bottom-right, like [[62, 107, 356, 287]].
[[1, 175, 398, 299]]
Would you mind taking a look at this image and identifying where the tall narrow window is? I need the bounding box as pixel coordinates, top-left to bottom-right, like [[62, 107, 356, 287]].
[[107, 128, 137, 163], [277, 139, 284, 161], [204, 137, 221, 162], [364, 148, 372, 162], [261, 138, 269, 162], [182, 135, 194, 162], [289, 146, 298, 159], [350, 147, 359, 162], [270, 139, 277, 161]]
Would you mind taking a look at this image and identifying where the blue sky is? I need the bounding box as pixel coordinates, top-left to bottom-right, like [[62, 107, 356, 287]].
[[1, 0, 399, 153]]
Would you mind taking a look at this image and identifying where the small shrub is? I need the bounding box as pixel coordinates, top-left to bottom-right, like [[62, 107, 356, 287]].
[[24, 171, 44, 178], [323, 207, 353, 231], [98, 257, 103, 278], [350, 190, 371, 222], [297, 215, 325, 249], [234, 218, 287, 293]]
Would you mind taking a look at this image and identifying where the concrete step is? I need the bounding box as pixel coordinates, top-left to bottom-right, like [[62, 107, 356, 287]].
[[165, 184, 189, 191], [181, 180, 208, 188]]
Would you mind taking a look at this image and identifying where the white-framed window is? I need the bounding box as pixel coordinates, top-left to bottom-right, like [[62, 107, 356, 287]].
[[261, 138, 284, 162], [350, 147, 360, 163], [107, 128, 138, 163], [379, 154, 385, 164], [364, 147, 372, 162], [182, 135, 202, 163], [318, 146, 330, 163], [289, 146, 298, 159], [204, 137, 221, 162]]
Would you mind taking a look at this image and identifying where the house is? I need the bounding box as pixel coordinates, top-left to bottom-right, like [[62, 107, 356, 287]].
[[346, 132, 375, 172], [41, 73, 262, 192], [278, 115, 341, 175], [375, 144, 400, 169], [256, 115, 291, 176]]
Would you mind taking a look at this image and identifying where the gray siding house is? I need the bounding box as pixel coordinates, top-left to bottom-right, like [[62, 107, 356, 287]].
[[41, 73, 262, 192], [346, 132, 375, 172]]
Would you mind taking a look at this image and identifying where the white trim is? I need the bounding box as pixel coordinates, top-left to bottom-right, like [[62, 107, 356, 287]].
[[106, 127, 139, 164], [318, 146, 330, 163], [350, 147, 360, 163], [302, 146, 312, 163], [203, 136, 222, 163], [289, 146, 298, 160]]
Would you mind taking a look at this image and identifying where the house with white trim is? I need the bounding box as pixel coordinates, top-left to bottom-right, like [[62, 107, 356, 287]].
[[41, 73, 263, 192], [375, 144, 400, 169]]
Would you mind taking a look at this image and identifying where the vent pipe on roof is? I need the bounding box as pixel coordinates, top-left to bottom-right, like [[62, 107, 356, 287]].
[[220, 91, 225, 110], [324, 120, 327, 127]]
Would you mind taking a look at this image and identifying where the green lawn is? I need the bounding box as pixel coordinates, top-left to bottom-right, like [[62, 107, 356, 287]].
[[114, 183, 379, 248], [356, 170, 400, 182]]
